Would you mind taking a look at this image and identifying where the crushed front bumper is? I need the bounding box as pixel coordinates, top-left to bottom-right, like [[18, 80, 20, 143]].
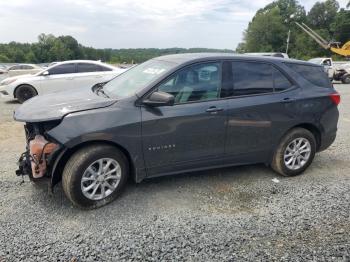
[[16, 134, 62, 182], [16, 151, 32, 178]]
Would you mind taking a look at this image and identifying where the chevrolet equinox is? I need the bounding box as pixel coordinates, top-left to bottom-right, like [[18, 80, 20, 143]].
[[14, 53, 340, 209]]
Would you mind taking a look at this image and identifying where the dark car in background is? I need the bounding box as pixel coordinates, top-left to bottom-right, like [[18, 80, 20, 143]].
[[14, 53, 340, 209]]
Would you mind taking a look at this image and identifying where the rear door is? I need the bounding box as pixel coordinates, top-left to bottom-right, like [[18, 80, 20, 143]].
[[141, 61, 228, 176], [40, 63, 77, 94], [224, 60, 297, 161]]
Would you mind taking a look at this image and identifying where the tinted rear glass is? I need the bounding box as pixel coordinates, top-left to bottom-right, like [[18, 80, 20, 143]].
[[273, 68, 293, 92], [285, 63, 331, 88], [49, 63, 76, 75], [21, 65, 34, 70], [232, 61, 273, 96], [77, 63, 112, 73]]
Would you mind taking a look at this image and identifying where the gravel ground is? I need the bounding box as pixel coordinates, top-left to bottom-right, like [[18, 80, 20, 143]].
[[0, 84, 349, 261]]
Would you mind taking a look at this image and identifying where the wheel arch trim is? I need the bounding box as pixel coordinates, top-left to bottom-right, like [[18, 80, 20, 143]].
[[13, 84, 38, 98], [268, 122, 322, 164], [50, 140, 144, 188]]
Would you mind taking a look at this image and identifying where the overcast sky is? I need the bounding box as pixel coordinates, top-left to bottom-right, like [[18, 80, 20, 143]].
[[0, 0, 348, 50]]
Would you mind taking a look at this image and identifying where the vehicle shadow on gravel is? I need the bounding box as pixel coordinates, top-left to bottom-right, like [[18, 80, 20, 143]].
[[30, 163, 281, 215], [5, 99, 19, 104]]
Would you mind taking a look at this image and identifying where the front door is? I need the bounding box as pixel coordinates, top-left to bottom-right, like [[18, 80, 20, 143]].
[[141, 62, 227, 176], [40, 63, 77, 94]]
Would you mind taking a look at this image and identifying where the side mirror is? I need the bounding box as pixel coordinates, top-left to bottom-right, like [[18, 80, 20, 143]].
[[143, 91, 174, 107], [42, 71, 49, 76]]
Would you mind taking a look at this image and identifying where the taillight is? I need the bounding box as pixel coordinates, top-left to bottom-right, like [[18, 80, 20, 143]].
[[329, 93, 341, 106]]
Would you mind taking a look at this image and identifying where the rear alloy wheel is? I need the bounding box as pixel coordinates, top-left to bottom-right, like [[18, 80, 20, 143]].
[[15, 85, 37, 103], [341, 74, 350, 84], [283, 138, 311, 170], [62, 145, 129, 209], [271, 128, 316, 176]]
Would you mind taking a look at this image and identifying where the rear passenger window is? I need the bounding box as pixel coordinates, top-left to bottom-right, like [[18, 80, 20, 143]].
[[21, 65, 33, 70], [49, 63, 76, 75], [285, 63, 331, 88], [77, 63, 112, 73], [77, 63, 100, 73], [273, 68, 293, 92], [9, 65, 20, 71], [232, 61, 273, 96]]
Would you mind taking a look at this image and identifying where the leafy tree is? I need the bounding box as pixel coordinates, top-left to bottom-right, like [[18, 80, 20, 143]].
[[259, 0, 306, 23], [244, 7, 287, 52], [291, 28, 331, 59], [308, 0, 339, 30], [236, 0, 306, 54], [24, 51, 37, 63], [0, 54, 10, 63], [236, 0, 350, 60], [331, 9, 350, 44], [235, 42, 247, 54]]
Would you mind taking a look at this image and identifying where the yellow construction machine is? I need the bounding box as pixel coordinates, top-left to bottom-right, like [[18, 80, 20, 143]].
[[295, 22, 350, 57]]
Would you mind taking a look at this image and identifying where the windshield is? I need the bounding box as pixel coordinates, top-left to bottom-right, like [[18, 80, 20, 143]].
[[103, 59, 175, 99]]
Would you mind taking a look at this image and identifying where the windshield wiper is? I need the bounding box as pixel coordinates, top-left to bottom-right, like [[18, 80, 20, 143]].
[[97, 88, 110, 98], [94, 84, 110, 98]]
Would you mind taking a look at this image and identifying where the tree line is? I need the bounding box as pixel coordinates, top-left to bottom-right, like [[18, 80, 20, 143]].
[[0, 34, 232, 64], [1, 0, 348, 63], [236, 0, 350, 60]]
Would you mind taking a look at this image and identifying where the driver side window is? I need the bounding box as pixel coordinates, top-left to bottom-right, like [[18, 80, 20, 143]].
[[158, 62, 221, 104]]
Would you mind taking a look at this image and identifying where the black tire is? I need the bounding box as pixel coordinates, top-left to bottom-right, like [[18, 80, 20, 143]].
[[15, 85, 37, 103], [271, 128, 316, 177], [341, 74, 350, 84], [62, 145, 129, 209]]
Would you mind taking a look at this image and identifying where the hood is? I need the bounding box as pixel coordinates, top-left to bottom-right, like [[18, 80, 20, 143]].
[[14, 88, 117, 122]]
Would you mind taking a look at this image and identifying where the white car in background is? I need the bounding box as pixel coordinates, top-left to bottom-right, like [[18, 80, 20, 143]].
[[308, 58, 334, 80], [0, 60, 126, 103], [244, 52, 289, 58], [0, 65, 8, 75], [6, 64, 43, 77]]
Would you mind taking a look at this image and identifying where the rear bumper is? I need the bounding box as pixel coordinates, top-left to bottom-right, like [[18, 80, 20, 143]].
[[318, 131, 337, 152]]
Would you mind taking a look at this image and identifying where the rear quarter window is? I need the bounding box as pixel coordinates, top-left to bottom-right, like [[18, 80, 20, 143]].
[[77, 63, 112, 73], [284, 63, 331, 88]]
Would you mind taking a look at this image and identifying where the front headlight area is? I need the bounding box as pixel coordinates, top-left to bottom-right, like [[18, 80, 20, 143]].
[[16, 120, 63, 180], [0, 90, 9, 95], [0, 78, 17, 86]]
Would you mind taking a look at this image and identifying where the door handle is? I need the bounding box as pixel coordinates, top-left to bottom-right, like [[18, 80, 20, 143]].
[[281, 98, 295, 103], [206, 106, 223, 113]]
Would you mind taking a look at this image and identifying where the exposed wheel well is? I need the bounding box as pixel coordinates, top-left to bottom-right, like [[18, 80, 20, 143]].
[[13, 84, 37, 98], [51, 141, 135, 186], [287, 123, 321, 151], [268, 123, 321, 165]]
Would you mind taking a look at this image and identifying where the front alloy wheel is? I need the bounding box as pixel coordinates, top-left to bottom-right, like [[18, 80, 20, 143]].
[[62, 145, 129, 209], [81, 158, 122, 201]]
